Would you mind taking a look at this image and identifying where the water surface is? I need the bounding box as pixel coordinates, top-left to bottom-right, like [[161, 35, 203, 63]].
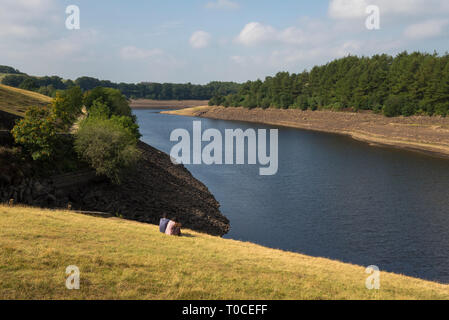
[[135, 109, 449, 283]]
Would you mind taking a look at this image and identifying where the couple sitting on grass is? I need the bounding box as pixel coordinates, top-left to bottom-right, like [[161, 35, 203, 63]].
[[159, 214, 182, 236]]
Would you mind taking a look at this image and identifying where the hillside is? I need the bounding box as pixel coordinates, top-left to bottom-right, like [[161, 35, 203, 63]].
[[0, 84, 51, 117], [1, 205, 448, 300], [0, 139, 229, 236]]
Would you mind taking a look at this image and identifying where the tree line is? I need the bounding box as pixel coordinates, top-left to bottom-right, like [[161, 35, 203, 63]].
[[209, 51, 449, 117], [0, 66, 23, 74], [0, 66, 241, 101]]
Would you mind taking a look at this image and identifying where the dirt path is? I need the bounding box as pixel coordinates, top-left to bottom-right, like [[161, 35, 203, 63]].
[[163, 106, 449, 159]]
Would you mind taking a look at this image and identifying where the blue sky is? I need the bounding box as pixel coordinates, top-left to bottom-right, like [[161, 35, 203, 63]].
[[1, 0, 448, 84]]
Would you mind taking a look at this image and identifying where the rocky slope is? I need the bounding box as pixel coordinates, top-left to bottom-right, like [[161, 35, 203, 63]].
[[0, 140, 230, 236]]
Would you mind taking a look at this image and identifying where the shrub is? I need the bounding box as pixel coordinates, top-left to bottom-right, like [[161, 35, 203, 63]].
[[209, 95, 225, 106], [418, 99, 434, 116], [383, 95, 404, 117], [260, 98, 271, 109], [75, 118, 141, 184], [401, 103, 417, 117], [2, 74, 29, 87], [19, 78, 39, 91], [11, 106, 59, 161], [84, 87, 132, 118], [372, 104, 383, 114], [434, 103, 448, 117], [88, 99, 111, 119], [51, 86, 83, 128], [332, 102, 343, 112], [110, 115, 142, 140], [295, 96, 309, 111]]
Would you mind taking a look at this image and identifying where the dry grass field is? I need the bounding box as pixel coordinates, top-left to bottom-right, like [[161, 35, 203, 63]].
[[1, 205, 448, 300], [0, 84, 51, 116]]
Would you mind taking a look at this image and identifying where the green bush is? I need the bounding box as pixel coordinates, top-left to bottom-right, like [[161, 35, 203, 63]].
[[110, 115, 142, 140], [19, 78, 39, 91], [84, 87, 133, 118], [295, 96, 309, 111], [51, 86, 83, 129], [372, 104, 383, 114], [75, 118, 141, 184], [434, 103, 448, 117], [88, 99, 111, 119], [332, 102, 343, 112], [260, 98, 271, 109], [401, 103, 417, 117], [11, 106, 59, 161], [209, 95, 225, 106], [383, 95, 404, 117]]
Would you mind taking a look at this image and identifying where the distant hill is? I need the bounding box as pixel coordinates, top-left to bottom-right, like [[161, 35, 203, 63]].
[[0, 65, 23, 75], [0, 65, 241, 100], [0, 84, 51, 117], [0, 66, 24, 83]]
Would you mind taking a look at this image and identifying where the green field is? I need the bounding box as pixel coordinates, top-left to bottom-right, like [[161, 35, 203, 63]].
[[0, 84, 51, 117], [1, 205, 448, 300]]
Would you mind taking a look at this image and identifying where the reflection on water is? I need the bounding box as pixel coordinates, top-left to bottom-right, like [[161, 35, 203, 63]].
[[135, 109, 449, 283]]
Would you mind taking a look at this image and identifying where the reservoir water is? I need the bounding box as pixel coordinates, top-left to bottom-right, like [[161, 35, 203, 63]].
[[135, 109, 449, 283]]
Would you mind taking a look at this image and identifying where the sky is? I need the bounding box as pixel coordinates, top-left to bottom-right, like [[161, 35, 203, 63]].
[[0, 0, 448, 84]]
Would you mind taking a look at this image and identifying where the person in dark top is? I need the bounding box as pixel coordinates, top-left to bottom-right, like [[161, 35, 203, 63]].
[[159, 214, 170, 233]]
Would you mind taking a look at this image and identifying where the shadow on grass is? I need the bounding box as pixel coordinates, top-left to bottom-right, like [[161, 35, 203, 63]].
[[181, 233, 196, 238]]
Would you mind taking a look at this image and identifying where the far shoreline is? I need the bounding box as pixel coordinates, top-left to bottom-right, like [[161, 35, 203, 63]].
[[130, 99, 209, 110], [162, 106, 449, 160]]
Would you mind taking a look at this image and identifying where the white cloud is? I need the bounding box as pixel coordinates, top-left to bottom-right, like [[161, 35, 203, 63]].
[[205, 0, 239, 10], [235, 22, 276, 46], [189, 31, 211, 48], [235, 22, 320, 47], [329, 0, 449, 19], [0, 0, 99, 66], [0, 0, 60, 40], [328, 0, 369, 19], [120, 46, 164, 60], [404, 19, 449, 39], [231, 42, 362, 71]]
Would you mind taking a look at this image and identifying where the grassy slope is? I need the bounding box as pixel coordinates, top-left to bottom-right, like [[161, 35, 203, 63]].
[[0, 84, 51, 117], [0, 205, 448, 300]]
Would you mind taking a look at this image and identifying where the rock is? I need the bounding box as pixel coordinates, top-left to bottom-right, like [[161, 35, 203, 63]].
[[47, 194, 57, 205], [55, 189, 65, 198], [33, 182, 45, 197], [0, 173, 11, 186]]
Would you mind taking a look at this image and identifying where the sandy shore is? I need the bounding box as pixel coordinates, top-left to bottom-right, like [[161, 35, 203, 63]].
[[130, 99, 209, 109], [162, 106, 449, 159]]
